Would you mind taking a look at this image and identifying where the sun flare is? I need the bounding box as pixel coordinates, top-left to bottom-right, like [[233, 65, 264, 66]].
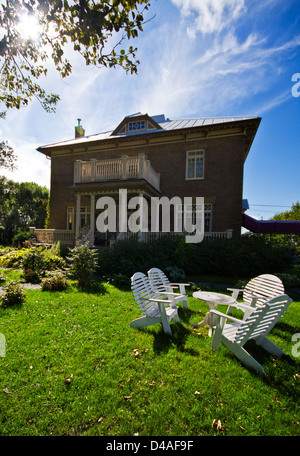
[[17, 14, 41, 41]]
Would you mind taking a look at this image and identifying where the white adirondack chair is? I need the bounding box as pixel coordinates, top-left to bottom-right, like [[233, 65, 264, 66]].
[[130, 272, 180, 336], [227, 274, 285, 319], [148, 268, 189, 309], [211, 294, 293, 375]]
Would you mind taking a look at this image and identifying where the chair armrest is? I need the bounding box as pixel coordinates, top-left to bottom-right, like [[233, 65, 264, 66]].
[[149, 297, 172, 304], [227, 287, 244, 293], [210, 309, 242, 324], [170, 282, 190, 287], [229, 302, 256, 311], [154, 291, 183, 297], [210, 310, 242, 350]]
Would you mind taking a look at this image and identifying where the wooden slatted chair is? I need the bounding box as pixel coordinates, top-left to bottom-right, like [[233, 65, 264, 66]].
[[148, 268, 189, 309], [211, 294, 293, 375], [130, 272, 180, 336], [227, 274, 285, 319]]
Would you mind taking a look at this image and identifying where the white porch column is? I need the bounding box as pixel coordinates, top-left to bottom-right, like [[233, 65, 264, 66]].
[[75, 193, 81, 238], [90, 193, 95, 246]]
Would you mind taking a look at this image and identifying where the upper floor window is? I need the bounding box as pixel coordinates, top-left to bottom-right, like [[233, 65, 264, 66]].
[[186, 150, 204, 180], [128, 120, 146, 132]]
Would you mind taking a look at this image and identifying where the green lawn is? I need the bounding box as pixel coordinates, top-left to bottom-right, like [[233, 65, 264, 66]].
[[0, 273, 299, 436]]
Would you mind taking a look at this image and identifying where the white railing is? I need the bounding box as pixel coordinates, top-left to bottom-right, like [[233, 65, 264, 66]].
[[74, 153, 160, 191], [115, 229, 233, 243], [30, 227, 233, 247]]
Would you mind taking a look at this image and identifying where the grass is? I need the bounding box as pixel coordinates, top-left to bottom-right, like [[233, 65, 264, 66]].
[[0, 270, 299, 436]]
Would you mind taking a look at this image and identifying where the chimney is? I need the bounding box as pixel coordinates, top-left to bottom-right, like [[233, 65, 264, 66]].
[[75, 118, 85, 138]]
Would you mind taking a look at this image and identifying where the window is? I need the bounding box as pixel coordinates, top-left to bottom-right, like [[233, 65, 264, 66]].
[[80, 206, 90, 229], [67, 207, 75, 230], [128, 120, 146, 132], [186, 150, 204, 179], [175, 203, 212, 233], [204, 204, 212, 232]]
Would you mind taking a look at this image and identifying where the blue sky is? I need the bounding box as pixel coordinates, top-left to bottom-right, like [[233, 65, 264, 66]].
[[1, 0, 300, 221]]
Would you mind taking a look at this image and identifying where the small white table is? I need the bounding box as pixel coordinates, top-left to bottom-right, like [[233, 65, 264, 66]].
[[192, 291, 236, 336]]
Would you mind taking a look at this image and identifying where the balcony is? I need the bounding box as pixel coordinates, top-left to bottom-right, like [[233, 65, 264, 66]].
[[74, 153, 160, 192]]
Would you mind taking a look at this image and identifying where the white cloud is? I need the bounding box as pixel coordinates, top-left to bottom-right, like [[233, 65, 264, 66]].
[[171, 0, 246, 36], [1, 141, 50, 188]]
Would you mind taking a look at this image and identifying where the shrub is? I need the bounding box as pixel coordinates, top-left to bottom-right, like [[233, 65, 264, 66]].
[[0, 282, 26, 307], [0, 270, 5, 284], [67, 243, 98, 286], [97, 235, 293, 280], [274, 273, 300, 288], [22, 247, 66, 279], [22, 248, 45, 272], [0, 248, 30, 268], [12, 231, 36, 247], [106, 273, 131, 288], [165, 265, 186, 282], [23, 268, 40, 283], [41, 271, 69, 291]]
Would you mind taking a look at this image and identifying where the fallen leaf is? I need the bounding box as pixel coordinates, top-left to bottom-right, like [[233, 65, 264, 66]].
[[194, 391, 201, 396], [124, 395, 132, 400], [98, 417, 104, 423], [64, 374, 73, 384], [212, 419, 226, 432]]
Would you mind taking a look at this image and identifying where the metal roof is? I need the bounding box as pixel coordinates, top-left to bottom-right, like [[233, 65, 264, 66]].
[[37, 114, 260, 151], [157, 116, 257, 131]]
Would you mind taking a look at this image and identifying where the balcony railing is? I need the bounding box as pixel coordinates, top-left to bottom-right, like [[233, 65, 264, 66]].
[[74, 153, 160, 191]]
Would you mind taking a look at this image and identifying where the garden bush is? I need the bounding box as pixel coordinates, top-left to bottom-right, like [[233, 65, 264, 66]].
[[0, 248, 30, 268], [12, 231, 36, 247], [41, 271, 69, 291], [97, 234, 293, 280], [0, 281, 26, 307], [67, 243, 98, 286], [21, 247, 66, 282], [23, 268, 40, 283], [0, 270, 5, 284]]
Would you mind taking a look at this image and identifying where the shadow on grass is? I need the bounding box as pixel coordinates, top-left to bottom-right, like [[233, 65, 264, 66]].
[[141, 308, 202, 356], [76, 280, 107, 295], [230, 339, 300, 400]]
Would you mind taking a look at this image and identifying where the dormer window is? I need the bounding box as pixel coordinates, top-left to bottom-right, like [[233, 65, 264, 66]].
[[128, 120, 146, 132], [112, 113, 163, 136]]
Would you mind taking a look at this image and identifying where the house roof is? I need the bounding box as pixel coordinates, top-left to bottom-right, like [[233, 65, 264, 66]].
[[37, 113, 261, 157]]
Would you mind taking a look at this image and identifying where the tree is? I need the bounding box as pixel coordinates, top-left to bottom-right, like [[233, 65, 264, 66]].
[[0, 0, 151, 115], [0, 176, 49, 244], [0, 0, 152, 167], [266, 202, 300, 252], [0, 140, 16, 170], [272, 201, 300, 223]]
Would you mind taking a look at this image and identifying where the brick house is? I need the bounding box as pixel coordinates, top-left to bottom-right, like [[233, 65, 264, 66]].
[[34, 113, 261, 246]]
